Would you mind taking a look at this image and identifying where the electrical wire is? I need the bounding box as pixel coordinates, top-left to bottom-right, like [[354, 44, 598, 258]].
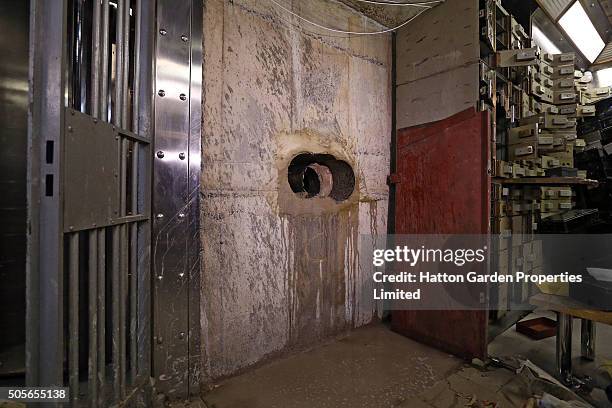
[[268, 0, 433, 35], [351, 0, 443, 8]]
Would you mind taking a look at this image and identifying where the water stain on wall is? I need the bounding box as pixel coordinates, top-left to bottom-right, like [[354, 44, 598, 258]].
[[274, 129, 361, 342]]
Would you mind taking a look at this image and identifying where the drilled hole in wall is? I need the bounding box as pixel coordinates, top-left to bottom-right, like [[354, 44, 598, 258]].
[[288, 153, 355, 201], [302, 166, 322, 197]]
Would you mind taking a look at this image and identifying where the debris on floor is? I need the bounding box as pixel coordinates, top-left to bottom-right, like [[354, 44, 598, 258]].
[[515, 359, 582, 401], [537, 393, 592, 408]]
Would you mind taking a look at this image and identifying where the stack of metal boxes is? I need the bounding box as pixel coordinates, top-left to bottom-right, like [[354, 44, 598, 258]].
[[576, 70, 611, 108], [480, 1, 545, 315], [575, 95, 612, 222], [496, 51, 585, 221], [480, 1, 598, 317]]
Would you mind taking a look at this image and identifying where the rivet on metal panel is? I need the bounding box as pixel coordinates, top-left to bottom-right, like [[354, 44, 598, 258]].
[[156, 213, 164, 219], [68, 126, 73, 132], [178, 272, 185, 278], [159, 28, 167, 36], [156, 150, 165, 158], [178, 213, 185, 218], [180, 35, 188, 42], [158, 89, 165, 97], [157, 275, 163, 281], [178, 152, 185, 160], [178, 332, 185, 340], [179, 93, 186, 101]]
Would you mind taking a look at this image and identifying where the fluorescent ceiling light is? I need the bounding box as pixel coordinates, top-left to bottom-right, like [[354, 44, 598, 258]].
[[559, 1, 605, 62], [596, 68, 612, 87], [532, 25, 562, 54]]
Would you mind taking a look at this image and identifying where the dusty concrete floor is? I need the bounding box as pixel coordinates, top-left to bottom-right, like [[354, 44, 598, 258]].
[[201, 324, 542, 408]]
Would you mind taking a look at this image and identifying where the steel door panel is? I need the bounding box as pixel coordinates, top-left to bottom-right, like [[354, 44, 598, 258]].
[[152, 0, 202, 400]]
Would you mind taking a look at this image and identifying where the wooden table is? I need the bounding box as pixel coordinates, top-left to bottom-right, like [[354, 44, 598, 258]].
[[530, 293, 612, 382]]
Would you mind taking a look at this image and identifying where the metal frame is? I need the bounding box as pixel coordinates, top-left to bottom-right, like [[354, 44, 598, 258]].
[[556, 311, 573, 382], [188, 2, 203, 396], [580, 318, 596, 361], [555, 313, 597, 383], [152, 0, 202, 401], [27, 0, 67, 390], [27, 0, 156, 406]]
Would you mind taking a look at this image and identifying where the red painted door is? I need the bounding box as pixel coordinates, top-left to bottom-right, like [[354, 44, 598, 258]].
[[391, 107, 491, 360]]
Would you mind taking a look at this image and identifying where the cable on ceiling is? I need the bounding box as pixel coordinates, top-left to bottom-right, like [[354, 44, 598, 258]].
[[351, 0, 443, 8], [267, 0, 433, 35]]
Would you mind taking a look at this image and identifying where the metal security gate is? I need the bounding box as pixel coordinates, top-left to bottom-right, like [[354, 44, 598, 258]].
[[28, 0, 155, 405], [28, 0, 202, 405]]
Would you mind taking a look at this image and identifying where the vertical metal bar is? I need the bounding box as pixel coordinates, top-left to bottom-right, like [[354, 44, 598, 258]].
[[73, 0, 84, 111], [135, 0, 154, 402], [187, 0, 203, 396], [120, 223, 128, 398], [121, 139, 128, 216], [112, 1, 126, 396], [580, 319, 596, 361], [66, 2, 75, 110], [122, 0, 130, 130], [130, 144, 139, 382], [97, 228, 106, 406], [556, 312, 572, 382], [88, 230, 99, 407], [112, 226, 121, 401], [129, 4, 141, 385], [76, 0, 91, 113], [69, 233, 79, 407], [114, 0, 124, 127], [132, 0, 141, 133], [119, 138, 128, 397], [101, 0, 110, 121], [91, 0, 102, 118]]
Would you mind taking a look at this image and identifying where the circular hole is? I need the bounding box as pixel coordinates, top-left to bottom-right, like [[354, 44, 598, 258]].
[[303, 167, 321, 197], [327, 160, 355, 202], [288, 153, 354, 201]]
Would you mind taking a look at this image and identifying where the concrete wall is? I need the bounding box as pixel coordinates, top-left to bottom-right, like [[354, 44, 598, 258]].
[[395, 0, 479, 129], [201, 0, 391, 382]]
